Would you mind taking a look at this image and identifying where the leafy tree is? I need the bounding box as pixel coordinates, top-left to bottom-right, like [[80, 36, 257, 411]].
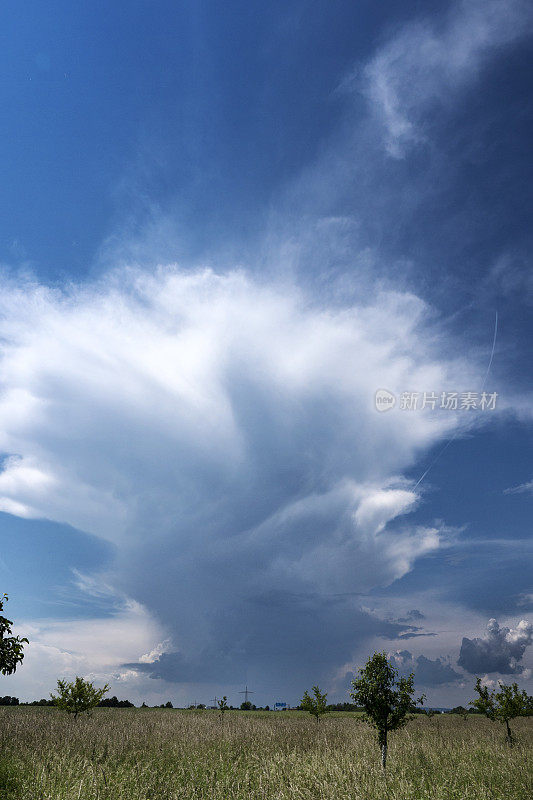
[[301, 685, 329, 723], [470, 678, 533, 746], [240, 700, 252, 710], [0, 696, 19, 706], [217, 695, 229, 716], [165, 701, 173, 708], [0, 594, 28, 676], [350, 651, 424, 771], [51, 676, 109, 719]]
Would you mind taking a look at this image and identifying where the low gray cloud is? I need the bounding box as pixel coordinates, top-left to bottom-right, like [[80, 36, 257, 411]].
[[458, 618, 533, 674], [391, 650, 462, 687], [125, 596, 409, 693]]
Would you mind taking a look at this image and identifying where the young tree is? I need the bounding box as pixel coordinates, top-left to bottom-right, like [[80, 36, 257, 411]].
[[51, 676, 109, 719], [217, 695, 229, 717], [0, 594, 28, 676], [470, 678, 533, 746], [350, 651, 424, 771], [450, 705, 469, 720], [301, 685, 329, 723]]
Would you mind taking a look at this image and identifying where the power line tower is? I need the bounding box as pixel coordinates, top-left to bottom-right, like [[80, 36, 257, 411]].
[[239, 685, 254, 705]]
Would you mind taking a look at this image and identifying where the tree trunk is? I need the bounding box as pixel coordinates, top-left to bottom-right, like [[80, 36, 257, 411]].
[[505, 720, 513, 747], [381, 733, 388, 772]]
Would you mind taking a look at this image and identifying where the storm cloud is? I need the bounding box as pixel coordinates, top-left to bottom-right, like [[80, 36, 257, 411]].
[[0, 267, 479, 693], [391, 650, 462, 687], [458, 618, 533, 675]]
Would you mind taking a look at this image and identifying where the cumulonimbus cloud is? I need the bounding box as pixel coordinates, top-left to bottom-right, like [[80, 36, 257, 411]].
[[458, 618, 533, 674], [0, 266, 482, 689], [390, 649, 462, 687]]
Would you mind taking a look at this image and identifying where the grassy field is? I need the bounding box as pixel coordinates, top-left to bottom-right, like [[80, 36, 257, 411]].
[[0, 708, 531, 800]]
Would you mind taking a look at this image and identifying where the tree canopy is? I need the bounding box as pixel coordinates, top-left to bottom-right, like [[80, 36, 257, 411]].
[[471, 678, 533, 745], [350, 651, 424, 769], [0, 594, 28, 676], [51, 676, 110, 718], [301, 685, 329, 722]]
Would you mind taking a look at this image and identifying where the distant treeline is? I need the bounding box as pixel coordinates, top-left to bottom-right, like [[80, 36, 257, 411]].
[[0, 696, 171, 708], [0, 696, 484, 713], [0, 695, 133, 708]]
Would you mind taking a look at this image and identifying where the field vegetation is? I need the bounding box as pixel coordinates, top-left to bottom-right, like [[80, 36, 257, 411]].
[[0, 707, 531, 800]]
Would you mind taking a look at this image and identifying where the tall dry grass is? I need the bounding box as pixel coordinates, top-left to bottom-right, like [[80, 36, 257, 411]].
[[0, 707, 531, 799]]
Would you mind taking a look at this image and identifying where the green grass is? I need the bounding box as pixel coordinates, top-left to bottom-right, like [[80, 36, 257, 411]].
[[0, 707, 531, 799]]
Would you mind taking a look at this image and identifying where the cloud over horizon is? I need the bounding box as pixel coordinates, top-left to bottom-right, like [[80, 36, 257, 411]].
[[1, 0, 532, 708], [390, 649, 463, 688], [0, 265, 482, 691], [458, 618, 533, 675]]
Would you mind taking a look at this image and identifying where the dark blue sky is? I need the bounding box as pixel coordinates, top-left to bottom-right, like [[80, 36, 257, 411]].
[[1, 0, 532, 706]]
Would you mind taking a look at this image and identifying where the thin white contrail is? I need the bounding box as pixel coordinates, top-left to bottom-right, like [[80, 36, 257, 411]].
[[412, 311, 499, 491], [480, 310, 499, 393]]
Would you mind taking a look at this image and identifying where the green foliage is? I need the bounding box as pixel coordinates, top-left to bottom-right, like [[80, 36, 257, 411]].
[[0, 695, 19, 706], [51, 676, 110, 718], [217, 696, 229, 715], [0, 594, 28, 676], [240, 700, 252, 710], [301, 685, 328, 722], [99, 695, 135, 708], [350, 651, 424, 768], [327, 702, 361, 712], [24, 698, 54, 706], [471, 678, 533, 745], [0, 758, 22, 800]]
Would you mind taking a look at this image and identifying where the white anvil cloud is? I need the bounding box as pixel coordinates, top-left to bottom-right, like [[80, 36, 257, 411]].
[[0, 266, 479, 687]]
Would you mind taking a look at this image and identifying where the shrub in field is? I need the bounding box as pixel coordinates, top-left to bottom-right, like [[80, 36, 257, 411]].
[[51, 676, 109, 718], [471, 677, 533, 746], [301, 685, 329, 723], [0, 594, 28, 676], [217, 696, 229, 716], [350, 651, 424, 771]]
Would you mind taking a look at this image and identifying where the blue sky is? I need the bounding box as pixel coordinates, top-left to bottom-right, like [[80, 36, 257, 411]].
[[1, 0, 532, 707]]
